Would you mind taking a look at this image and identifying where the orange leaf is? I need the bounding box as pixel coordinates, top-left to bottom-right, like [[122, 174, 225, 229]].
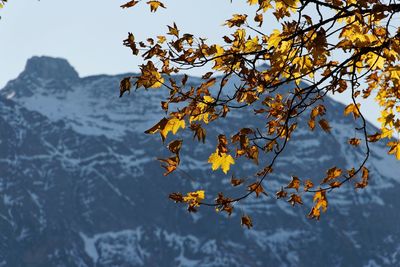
[[241, 215, 253, 229]]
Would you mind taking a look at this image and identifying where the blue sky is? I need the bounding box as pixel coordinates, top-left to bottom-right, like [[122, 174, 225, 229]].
[[0, 0, 382, 126]]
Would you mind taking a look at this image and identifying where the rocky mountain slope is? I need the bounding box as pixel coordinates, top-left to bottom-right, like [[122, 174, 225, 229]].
[[0, 56, 399, 267]]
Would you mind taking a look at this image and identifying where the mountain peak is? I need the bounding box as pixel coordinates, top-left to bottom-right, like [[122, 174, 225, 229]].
[[22, 56, 79, 81]]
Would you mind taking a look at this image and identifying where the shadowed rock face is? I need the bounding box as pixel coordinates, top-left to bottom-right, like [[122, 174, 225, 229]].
[[0, 56, 399, 267]]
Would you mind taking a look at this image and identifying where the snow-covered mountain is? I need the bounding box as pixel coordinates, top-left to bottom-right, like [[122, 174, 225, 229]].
[[0, 56, 399, 267]]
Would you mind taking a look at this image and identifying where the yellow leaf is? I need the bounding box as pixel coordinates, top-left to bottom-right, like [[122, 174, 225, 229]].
[[224, 14, 247, 28], [365, 52, 385, 70], [183, 190, 205, 205], [397, 144, 400, 160], [387, 142, 400, 160], [160, 118, 185, 139], [183, 190, 205, 212], [137, 61, 165, 88], [247, 0, 258, 5], [208, 150, 235, 174], [268, 29, 281, 49], [344, 103, 361, 119], [146, 1, 166, 12], [313, 191, 328, 212], [157, 35, 166, 44]]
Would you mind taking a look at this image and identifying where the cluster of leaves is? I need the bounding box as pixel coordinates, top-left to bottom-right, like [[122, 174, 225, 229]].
[[120, 0, 400, 227]]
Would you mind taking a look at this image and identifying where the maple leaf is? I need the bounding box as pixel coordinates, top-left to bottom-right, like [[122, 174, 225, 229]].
[[241, 215, 253, 229], [254, 13, 263, 27], [208, 150, 235, 174], [348, 138, 361, 146], [318, 119, 331, 133], [368, 132, 381, 142], [248, 182, 267, 197], [231, 176, 245, 187], [158, 155, 180, 176], [313, 190, 328, 212], [136, 61, 164, 89], [167, 22, 179, 38], [356, 167, 370, 189], [161, 118, 186, 140], [202, 72, 213, 79], [304, 179, 314, 192], [183, 190, 205, 212], [145, 117, 185, 141], [147, 1, 165, 12], [157, 35, 166, 44], [121, 0, 139, 8], [169, 192, 184, 203], [287, 194, 303, 206], [322, 167, 342, 184], [276, 187, 288, 199], [387, 141, 400, 160], [308, 207, 321, 220], [119, 77, 132, 98], [167, 139, 183, 154], [285, 176, 301, 191], [344, 103, 361, 119], [189, 123, 206, 143], [225, 14, 248, 28], [123, 32, 139, 55], [365, 52, 385, 70], [215, 193, 234, 215]]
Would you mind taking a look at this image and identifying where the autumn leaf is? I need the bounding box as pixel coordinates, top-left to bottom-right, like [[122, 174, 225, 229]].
[[355, 167, 369, 189], [190, 123, 206, 143], [285, 176, 301, 191], [344, 103, 361, 119], [136, 61, 164, 88], [287, 194, 303, 206], [231, 176, 245, 187], [169, 192, 184, 203], [248, 182, 267, 197], [123, 32, 139, 55], [119, 77, 132, 97], [348, 138, 361, 146], [313, 190, 328, 212], [167, 22, 179, 37], [368, 132, 381, 142], [387, 141, 400, 160], [225, 14, 248, 28], [318, 119, 331, 133], [158, 155, 180, 176], [202, 72, 213, 79], [167, 139, 183, 154], [254, 13, 263, 27], [322, 167, 342, 184], [208, 150, 235, 174], [215, 193, 234, 215], [276, 187, 288, 199], [161, 118, 186, 140], [182, 190, 205, 212], [308, 207, 321, 220], [121, 0, 139, 8], [147, 0, 165, 12], [241, 215, 253, 229], [304, 179, 314, 192], [145, 117, 185, 141]]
